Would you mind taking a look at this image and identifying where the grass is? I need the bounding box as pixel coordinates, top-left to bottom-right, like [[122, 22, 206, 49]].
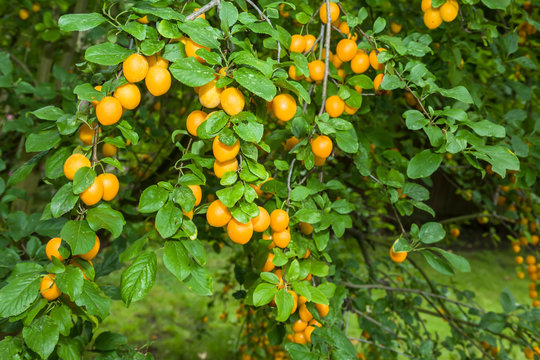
[[98, 247, 531, 359], [416, 249, 529, 360], [98, 248, 242, 359]]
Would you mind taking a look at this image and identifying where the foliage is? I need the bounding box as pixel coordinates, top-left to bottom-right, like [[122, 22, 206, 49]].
[[0, 0, 539, 359]]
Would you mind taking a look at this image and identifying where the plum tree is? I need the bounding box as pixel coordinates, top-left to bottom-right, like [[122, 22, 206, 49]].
[[0, 0, 538, 359]]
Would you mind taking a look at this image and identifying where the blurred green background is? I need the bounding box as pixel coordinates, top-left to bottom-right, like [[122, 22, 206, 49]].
[[99, 247, 528, 359]]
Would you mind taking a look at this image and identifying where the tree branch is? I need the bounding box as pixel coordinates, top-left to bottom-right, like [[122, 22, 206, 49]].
[[344, 283, 483, 312], [303, 24, 324, 56], [244, 0, 281, 63], [347, 337, 413, 358], [91, 123, 99, 166], [185, 0, 219, 20], [351, 309, 405, 340], [8, 52, 36, 86]]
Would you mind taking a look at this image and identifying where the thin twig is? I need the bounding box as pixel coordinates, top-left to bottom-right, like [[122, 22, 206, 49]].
[[303, 24, 324, 56], [409, 258, 495, 359], [347, 337, 413, 358], [344, 283, 483, 312], [245, 0, 281, 63], [303, 84, 315, 112], [318, 0, 332, 117], [91, 123, 99, 165], [185, 0, 219, 20], [286, 158, 296, 205], [8, 52, 36, 86], [395, 70, 430, 120], [368, 174, 406, 235], [351, 309, 405, 340], [331, 24, 347, 38]]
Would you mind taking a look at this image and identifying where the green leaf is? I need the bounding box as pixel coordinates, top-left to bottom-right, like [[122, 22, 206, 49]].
[[31, 105, 64, 121], [274, 79, 310, 105], [347, 75, 374, 89], [336, 128, 359, 154], [438, 86, 473, 104], [73, 83, 104, 102], [233, 112, 264, 143], [465, 120, 505, 138], [407, 150, 442, 179], [310, 260, 329, 277], [121, 21, 147, 41], [56, 337, 82, 360], [380, 74, 405, 90], [184, 265, 213, 296], [141, 38, 165, 56], [230, 51, 272, 78], [220, 1, 239, 30], [233, 68, 276, 102], [163, 241, 191, 282], [0, 51, 13, 75], [261, 272, 280, 284], [49, 305, 73, 337], [85, 43, 133, 66], [46, 148, 71, 179], [138, 185, 169, 213], [286, 260, 300, 282], [119, 236, 149, 263], [418, 222, 445, 244], [155, 201, 183, 238], [121, 252, 157, 306], [86, 204, 125, 239], [74, 281, 110, 319], [475, 145, 519, 177], [393, 236, 413, 252], [422, 250, 454, 276], [57, 114, 78, 135], [50, 183, 79, 218], [172, 186, 196, 212], [117, 121, 139, 145], [0, 272, 41, 317], [217, 182, 244, 207], [499, 287, 516, 313], [290, 52, 309, 77], [445, 132, 467, 154], [169, 57, 215, 87], [290, 186, 310, 202], [275, 288, 294, 321], [158, 19, 181, 39], [72, 167, 95, 194], [253, 283, 278, 306], [481, 0, 510, 10], [480, 312, 506, 333], [93, 331, 128, 351], [285, 343, 319, 359], [25, 131, 61, 152], [178, 19, 221, 49], [404, 110, 428, 130], [373, 17, 387, 34], [403, 182, 429, 201], [22, 316, 59, 359], [294, 209, 321, 223], [60, 220, 96, 255], [431, 248, 471, 272], [58, 13, 106, 32], [196, 111, 229, 139], [7, 152, 48, 187], [56, 265, 84, 301], [133, 5, 183, 20]]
